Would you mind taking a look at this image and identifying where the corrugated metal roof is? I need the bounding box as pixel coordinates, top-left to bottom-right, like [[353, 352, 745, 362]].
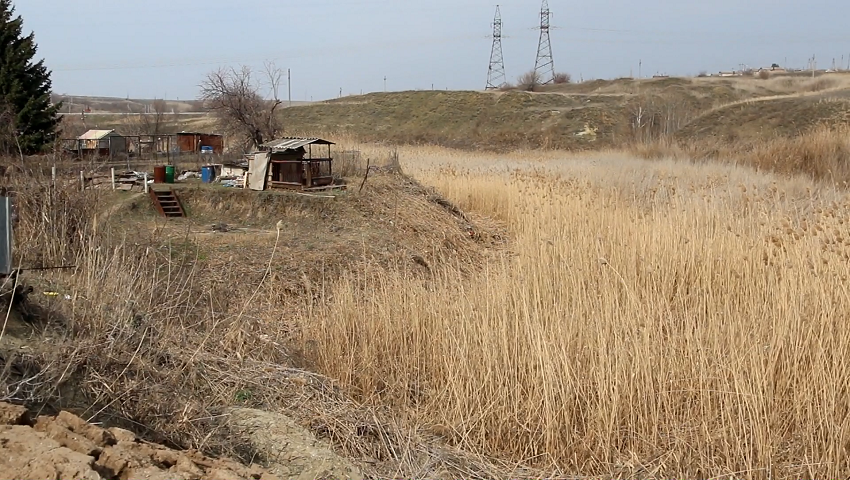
[[262, 137, 335, 152], [77, 129, 117, 140]]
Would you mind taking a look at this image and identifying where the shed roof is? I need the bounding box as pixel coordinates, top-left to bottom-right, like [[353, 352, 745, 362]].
[[262, 137, 335, 152], [78, 129, 119, 140], [176, 131, 223, 137]]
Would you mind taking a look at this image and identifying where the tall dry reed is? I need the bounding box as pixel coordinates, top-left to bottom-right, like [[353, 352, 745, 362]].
[[299, 151, 850, 479]]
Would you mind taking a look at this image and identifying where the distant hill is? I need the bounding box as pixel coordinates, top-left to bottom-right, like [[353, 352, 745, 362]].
[[56, 73, 850, 151], [276, 73, 850, 151], [50, 95, 313, 115]]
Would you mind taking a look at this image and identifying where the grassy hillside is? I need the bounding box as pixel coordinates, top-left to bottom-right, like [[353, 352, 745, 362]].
[[279, 74, 850, 152], [59, 73, 850, 158], [677, 93, 850, 144]]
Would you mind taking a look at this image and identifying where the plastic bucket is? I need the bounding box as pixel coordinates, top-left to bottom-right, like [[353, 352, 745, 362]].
[[153, 166, 166, 184], [165, 165, 175, 184]]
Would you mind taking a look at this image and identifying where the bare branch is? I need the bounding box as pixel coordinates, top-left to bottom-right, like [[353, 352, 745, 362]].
[[200, 65, 284, 151]]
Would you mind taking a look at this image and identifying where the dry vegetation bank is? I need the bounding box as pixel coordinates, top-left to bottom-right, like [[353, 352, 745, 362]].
[[5, 134, 850, 478], [0, 158, 518, 479], [298, 147, 850, 479]]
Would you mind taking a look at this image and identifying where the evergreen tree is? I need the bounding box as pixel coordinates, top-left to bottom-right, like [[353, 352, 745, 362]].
[[0, 0, 60, 155]]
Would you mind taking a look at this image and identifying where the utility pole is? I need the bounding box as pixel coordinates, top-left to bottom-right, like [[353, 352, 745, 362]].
[[533, 0, 555, 85], [288, 68, 292, 107], [485, 5, 507, 90], [384, 76, 387, 92]]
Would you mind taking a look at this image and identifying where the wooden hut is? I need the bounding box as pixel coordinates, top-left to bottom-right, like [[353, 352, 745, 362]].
[[248, 137, 335, 191]]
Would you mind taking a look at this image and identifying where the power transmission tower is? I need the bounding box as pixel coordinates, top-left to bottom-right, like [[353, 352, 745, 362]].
[[534, 0, 555, 85], [485, 5, 506, 90]]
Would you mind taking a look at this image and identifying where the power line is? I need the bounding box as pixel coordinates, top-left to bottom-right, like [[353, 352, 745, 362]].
[[485, 5, 507, 90], [533, 0, 555, 85]]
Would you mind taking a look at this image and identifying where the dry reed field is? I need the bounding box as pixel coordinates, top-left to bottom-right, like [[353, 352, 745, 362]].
[[299, 147, 850, 479], [5, 140, 850, 479]]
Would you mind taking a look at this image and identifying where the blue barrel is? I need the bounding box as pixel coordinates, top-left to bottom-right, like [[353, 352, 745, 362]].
[[201, 166, 215, 183]]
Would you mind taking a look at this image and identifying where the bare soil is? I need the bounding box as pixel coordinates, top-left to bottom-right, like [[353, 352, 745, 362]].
[[0, 402, 279, 480]]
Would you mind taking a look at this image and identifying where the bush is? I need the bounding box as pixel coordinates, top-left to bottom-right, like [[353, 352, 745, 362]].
[[517, 70, 542, 92], [758, 70, 770, 80], [553, 72, 571, 84]]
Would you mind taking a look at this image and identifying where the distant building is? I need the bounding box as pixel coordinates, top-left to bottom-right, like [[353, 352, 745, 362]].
[[175, 132, 224, 155], [73, 130, 127, 158]]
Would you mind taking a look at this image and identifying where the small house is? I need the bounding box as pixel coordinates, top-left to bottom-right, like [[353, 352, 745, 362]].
[[248, 137, 335, 191], [74, 130, 127, 158]]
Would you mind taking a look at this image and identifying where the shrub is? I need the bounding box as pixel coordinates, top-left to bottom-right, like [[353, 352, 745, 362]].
[[758, 70, 770, 80], [553, 72, 572, 84], [517, 70, 542, 92]]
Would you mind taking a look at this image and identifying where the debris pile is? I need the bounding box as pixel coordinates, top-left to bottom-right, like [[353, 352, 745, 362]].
[[81, 171, 152, 191]]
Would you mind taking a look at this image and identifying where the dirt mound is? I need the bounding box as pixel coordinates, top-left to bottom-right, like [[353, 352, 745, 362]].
[[0, 402, 277, 480], [227, 408, 363, 480], [132, 172, 505, 300]]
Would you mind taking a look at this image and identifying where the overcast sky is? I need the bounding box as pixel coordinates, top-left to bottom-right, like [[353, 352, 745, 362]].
[[14, 0, 850, 101]]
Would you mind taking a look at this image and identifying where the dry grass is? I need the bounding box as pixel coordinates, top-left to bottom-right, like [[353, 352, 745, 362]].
[[0, 158, 522, 479], [296, 147, 850, 479], [5, 140, 850, 478], [630, 124, 850, 186]]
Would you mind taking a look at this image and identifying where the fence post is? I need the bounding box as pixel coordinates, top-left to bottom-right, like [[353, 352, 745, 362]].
[[51, 166, 56, 189], [144, 173, 149, 194], [80, 171, 84, 192], [111, 168, 116, 190]]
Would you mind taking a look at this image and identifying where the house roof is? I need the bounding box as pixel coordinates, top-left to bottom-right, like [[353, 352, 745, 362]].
[[78, 129, 118, 140], [262, 137, 335, 152]]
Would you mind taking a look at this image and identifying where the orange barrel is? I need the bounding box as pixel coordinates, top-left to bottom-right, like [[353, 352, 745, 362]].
[[153, 166, 166, 184]]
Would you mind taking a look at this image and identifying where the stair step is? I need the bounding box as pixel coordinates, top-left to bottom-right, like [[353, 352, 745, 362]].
[[150, 188, 185, 218]]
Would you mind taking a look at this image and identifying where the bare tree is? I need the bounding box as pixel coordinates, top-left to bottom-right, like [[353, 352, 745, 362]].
[[200, 63, 283, 150], [122, 98, 169, 136], [141, 98, 168, 135]]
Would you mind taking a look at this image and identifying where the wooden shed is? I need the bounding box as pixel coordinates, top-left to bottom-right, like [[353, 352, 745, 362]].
[[248, 137, 335, 191], [74, 130, 127, 158], [175, 132, 225, 154]]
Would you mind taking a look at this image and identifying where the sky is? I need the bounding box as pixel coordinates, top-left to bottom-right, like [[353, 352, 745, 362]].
[[14, 0, 850, 101]]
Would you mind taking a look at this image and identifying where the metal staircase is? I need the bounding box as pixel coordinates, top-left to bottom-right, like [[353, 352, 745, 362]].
[[149, 188, 185, 218]]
